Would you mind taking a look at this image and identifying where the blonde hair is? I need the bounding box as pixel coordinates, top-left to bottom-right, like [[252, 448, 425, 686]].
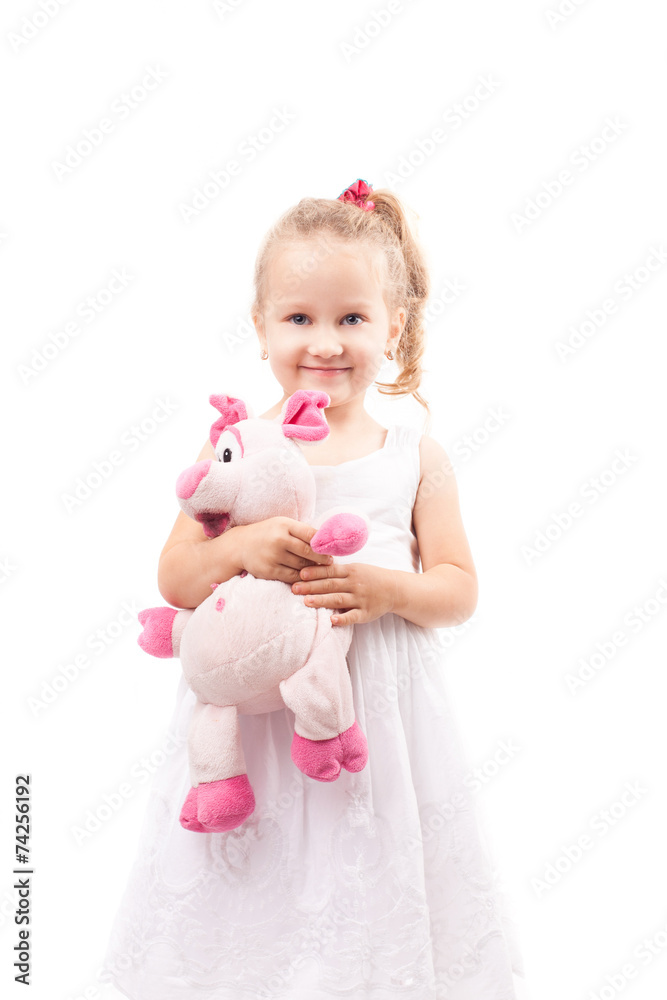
[[250, 185, 431, 417]]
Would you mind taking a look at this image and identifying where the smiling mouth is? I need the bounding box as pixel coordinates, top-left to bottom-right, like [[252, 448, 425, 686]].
[[302, 366, 350, 371]]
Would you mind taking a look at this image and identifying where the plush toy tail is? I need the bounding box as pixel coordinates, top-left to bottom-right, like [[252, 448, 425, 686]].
[[137, 607, 194, 658]]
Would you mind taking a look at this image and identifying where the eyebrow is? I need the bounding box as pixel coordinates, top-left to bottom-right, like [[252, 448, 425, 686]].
[[279, 302, 375, 311]]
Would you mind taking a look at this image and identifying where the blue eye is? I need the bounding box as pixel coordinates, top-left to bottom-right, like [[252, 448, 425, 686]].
[[286, 314, 364, 326]]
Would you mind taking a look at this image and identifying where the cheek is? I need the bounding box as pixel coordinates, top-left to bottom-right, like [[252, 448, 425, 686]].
[[357, 338, 384, 360], [354, 349, 383, 381]]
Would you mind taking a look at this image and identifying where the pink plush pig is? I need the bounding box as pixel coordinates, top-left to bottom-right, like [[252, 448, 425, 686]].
[[137, 389, 369, 833]]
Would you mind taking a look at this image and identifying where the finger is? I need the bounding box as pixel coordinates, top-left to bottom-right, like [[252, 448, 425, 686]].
[[277, 566, 308, 584], [303, 592, 351, 609], [295, 548, 333, 568], [295, 576, 340, 594], [278, 563, 326, 584], [305, 545, 334, 566], [293, 578, 328, 594], [331, 609, 355, 626], [288, 526, 333, 566], [299, 562, 339, 581], [294, 575, 345, 593], [280, 550, 332, 574], [271, 568, 321, 586], [281, 554, 316, 572], [298, 566, 324, 582]]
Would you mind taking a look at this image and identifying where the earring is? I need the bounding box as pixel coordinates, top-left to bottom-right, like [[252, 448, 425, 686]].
[[385, 350, 394, 360], [261, 350, 268, 360]]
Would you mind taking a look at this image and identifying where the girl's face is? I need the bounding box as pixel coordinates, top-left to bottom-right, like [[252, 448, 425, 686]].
[[254, 240, 405, 409]]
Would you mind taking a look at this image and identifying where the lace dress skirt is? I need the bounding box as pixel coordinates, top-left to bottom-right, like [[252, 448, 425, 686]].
[[100, 424, 528, 998]]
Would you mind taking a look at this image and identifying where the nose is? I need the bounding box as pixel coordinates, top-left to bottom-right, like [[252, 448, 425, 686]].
[[306, 327, 345, 359], [176, 460, 212, 499]]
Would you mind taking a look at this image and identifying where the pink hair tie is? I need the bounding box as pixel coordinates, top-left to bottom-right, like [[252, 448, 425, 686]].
[[337, 178, 375, 211]]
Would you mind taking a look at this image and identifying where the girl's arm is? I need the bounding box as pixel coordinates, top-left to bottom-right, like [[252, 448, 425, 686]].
[[391, 435, 479, 630], [158, 439, 334, 609], [157, 438, 245, 609]]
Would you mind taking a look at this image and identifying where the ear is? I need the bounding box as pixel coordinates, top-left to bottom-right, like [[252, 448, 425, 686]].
[[209, 394, 248, 448], [280, 390, 330, 443]]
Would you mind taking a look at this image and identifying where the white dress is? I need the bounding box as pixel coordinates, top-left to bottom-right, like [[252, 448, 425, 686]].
[[100, 424, 528, 1000]]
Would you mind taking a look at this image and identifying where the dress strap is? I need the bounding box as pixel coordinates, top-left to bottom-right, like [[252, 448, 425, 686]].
[[388, 424, 422, 504]]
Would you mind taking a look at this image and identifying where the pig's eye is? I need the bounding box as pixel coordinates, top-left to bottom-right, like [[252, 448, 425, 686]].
[[215, 430, 239, 462]]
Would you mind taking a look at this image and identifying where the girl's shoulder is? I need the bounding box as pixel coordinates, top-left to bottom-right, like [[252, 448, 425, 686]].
[[414, 432, 455, 491]]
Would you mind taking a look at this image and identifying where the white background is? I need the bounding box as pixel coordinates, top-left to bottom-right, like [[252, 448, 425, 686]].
[[2, 1, 666, 998]]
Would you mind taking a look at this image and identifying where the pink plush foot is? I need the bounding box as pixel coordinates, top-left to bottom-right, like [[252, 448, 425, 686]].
[[339, 720, 369, 772], [311, 513, 368, 556], [291, 720, 368, 782], [179, 786, 205, 832], [195, 775, 256, 832], [137, 607, 178, 658]]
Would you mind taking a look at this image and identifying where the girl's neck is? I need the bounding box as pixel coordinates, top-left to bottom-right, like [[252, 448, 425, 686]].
[[259, 388, 390, 467], [262, 395, 371, 436]]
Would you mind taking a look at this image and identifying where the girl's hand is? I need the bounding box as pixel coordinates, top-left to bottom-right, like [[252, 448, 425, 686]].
[[291, 561, 396, 626], [232, 518, 334, 585]]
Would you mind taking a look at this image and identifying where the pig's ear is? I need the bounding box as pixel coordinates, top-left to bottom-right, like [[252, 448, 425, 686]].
[[281, 390, 330, 442], [209, 394, 248, 448]]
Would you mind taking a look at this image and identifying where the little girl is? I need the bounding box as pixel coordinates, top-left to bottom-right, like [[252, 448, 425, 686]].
[[101, 179, 527, 999]]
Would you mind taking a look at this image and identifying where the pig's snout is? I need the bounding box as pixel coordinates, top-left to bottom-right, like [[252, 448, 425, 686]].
[[176, 460, 212, 500]]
